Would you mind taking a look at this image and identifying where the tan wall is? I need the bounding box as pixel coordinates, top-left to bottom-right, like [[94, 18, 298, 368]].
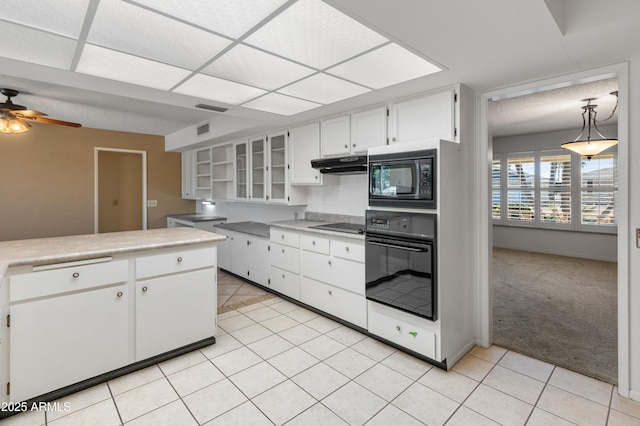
[[0, 122, 194, 241]]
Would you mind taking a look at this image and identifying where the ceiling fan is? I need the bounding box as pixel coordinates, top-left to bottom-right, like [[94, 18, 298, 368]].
[[0, 88, 81, 134]]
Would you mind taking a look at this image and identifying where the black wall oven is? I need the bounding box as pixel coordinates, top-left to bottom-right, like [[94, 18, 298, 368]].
[[369, 149, 436, 209], [365, 210, 437, 321]]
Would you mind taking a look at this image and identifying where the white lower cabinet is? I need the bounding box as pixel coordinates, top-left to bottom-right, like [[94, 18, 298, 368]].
[[301, 277, 366, 328], [268, 266, 300, 300], [213, 228, 231, 271], [135, 268, 216, 360], [229, 233, 269, 286], [367, 301, 437, 360], [8, 260, 130, 403]]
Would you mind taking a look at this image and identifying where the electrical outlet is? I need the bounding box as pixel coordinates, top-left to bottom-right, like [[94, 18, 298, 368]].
[[147, 200, 158, 207]]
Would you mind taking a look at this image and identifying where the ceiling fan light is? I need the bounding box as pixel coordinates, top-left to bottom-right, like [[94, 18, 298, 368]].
[[560, 139, 618, 158], [3, 117, 30, 134]]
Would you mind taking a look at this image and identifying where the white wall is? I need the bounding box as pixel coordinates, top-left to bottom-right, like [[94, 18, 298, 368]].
[[198, 201, 305, 223], [492, 125, 618, 260], [627, 55, 640, 401], [306, 174, 368, 218]]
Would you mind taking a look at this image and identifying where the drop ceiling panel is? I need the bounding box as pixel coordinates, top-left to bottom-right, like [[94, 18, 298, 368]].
[[278, 73, 370, 104], [327, 43, 442, 89], [130, 0, 289, 38], [88, 0, 231, 70], [0, 22, 77, 70], [0, 0, 90, 38], [202, 44, 316, 90], [77, 45, 192, 90], [174, 73, 267, 105], [244, 0, 388, 69], [242, 92, 321, 115]]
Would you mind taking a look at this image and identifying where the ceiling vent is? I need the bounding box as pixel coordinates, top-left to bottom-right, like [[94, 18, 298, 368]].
[[196, 122, 210, 136], [195, 103, 228, 113]]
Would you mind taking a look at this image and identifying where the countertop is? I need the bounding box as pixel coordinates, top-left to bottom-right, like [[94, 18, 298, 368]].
[[167, 214, 227, 222], [0, 228, 225, 278], [214, 221, 271, 239], [270, 220, 366, 240]]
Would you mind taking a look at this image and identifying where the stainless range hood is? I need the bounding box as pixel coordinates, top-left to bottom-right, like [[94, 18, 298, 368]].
[[310, 155, 367, 174]]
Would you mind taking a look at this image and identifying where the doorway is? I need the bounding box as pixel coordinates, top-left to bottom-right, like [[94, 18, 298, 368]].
[[94, 148, 147, 233], [476, 63, 630, 394]]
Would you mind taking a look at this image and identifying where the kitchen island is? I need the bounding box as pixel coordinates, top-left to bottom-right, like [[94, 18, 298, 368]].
[[0, 228, 224, 413]]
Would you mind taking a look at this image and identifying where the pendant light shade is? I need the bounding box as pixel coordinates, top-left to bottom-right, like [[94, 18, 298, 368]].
[[561, 92, 618, 159], [0, 113, 29, 134]]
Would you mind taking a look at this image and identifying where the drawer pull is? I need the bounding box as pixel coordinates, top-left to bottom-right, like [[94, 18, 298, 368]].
[[142, 286, 148, 292], [117, 291, 123, 298], [72, 272, 79, 279], [282, 249, 285, 253], [328, 290, 332, 296], [281, 234, 285, 239], [312, 240, 316, 245], [396, 325, 401, 332], [282, 274, 285, 279], [328, 260, 332, 266], [345, 246, 350, 252], [177, 257, 183, 262]]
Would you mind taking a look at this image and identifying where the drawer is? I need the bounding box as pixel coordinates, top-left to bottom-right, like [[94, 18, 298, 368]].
[[136, 246, 216, 279], [300, 277, 366, 328], [331, 239, 364, 262], [300, 234, 330, 254], [367, 301, 437, 360], [270, 228, 300, 248], [270, 243, 300, 274], [269, 266, 300, 300], [301, 251, 364, 295], [10, 259, 128, 302]]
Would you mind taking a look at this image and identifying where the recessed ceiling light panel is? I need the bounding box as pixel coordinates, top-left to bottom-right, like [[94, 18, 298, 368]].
[[77, 44, 192, 90], [244, 0, 388, 69], [202, 44, 316, 90], [131, 0, 289, 39], [174, 74, 267, 105], [89, 0, 231, 70], [0, 21, 77, 70], [278, 73, 370, 104], [327, 43, 442, 89], [242, 92, 321, 116], [0, 0, 91, 38]]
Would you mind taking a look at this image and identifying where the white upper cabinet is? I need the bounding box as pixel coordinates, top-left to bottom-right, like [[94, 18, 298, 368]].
[[210, 143, 234, 200], [249, 135, 267, 202], [388, 87, 457, 145], [267, 130, 288, 204], [321, 115, 351, 157], [234, 139, 249, 200], [351, 106, 387, 153], [321, 107, 387, 157], [290, 122, 322, 185]]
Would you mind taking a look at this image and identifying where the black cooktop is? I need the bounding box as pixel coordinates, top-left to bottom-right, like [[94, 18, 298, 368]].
[[309, 222, 365, 235]]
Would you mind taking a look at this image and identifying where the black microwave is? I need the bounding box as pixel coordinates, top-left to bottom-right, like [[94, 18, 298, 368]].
[[368, 149, 436, 209]]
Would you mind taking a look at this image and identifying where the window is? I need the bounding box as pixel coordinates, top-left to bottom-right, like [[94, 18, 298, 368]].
[[506, 154, 535, 222], [493, 150, 616, 233]]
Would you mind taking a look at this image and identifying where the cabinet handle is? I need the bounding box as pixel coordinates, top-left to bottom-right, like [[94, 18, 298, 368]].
[[72, 272, 79, 279], [352, 143, 356, 148], [328, 260, 332, 266], [282, 274, 285, 279], [282, 249, 285, 253], [344, 144, 348, 149], [142, 286, 148, 292], [117, 291, 123, 298], [177, 257, 183, 262], [314, 175, 318, 180], [345, 246, 350, 252], [312, 240, 316, 245], [392, 137, 397, 142], [281, 235, 285, 239], [328, 290, 332, 296], [396, 325, 401, 332]]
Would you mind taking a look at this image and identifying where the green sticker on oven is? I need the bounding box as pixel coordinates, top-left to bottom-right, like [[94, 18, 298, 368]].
[[409, 331, 418, 338]]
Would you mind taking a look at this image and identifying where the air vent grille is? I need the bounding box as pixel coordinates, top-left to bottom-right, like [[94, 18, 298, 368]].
[[195, 104, 228, 113], [197, 123, 210, 136]]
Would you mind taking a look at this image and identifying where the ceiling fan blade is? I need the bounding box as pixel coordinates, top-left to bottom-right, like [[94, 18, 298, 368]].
[[25, 116, 82, 128], [17, 116, 32, 128], [17, 109, 48, 117]]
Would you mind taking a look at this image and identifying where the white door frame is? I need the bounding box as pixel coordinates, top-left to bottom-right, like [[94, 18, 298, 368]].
[[94, 147, 148, 233], [476, 62, 630, 396]]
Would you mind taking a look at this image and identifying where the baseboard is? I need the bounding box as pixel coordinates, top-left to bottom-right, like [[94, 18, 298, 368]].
[[493, 243, 616, 262]]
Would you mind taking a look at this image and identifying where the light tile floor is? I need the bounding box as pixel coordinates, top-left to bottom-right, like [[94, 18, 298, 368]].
[[2, 278, 640, 425]]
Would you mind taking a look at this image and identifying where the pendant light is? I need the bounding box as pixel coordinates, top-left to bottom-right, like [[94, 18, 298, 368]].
[[561, 91, 618, 159]]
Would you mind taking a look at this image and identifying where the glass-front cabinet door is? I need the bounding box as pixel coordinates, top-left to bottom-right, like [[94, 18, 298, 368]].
[[234, 140, 248, 200], [268, 131, 288, 203], [250, 135, 267, 202]]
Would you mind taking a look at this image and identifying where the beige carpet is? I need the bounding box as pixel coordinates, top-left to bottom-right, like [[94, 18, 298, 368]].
[[492, 248, 618, 384]]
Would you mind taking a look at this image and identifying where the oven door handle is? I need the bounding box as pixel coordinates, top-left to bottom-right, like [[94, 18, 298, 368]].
[[367, 240, 429, 252]]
